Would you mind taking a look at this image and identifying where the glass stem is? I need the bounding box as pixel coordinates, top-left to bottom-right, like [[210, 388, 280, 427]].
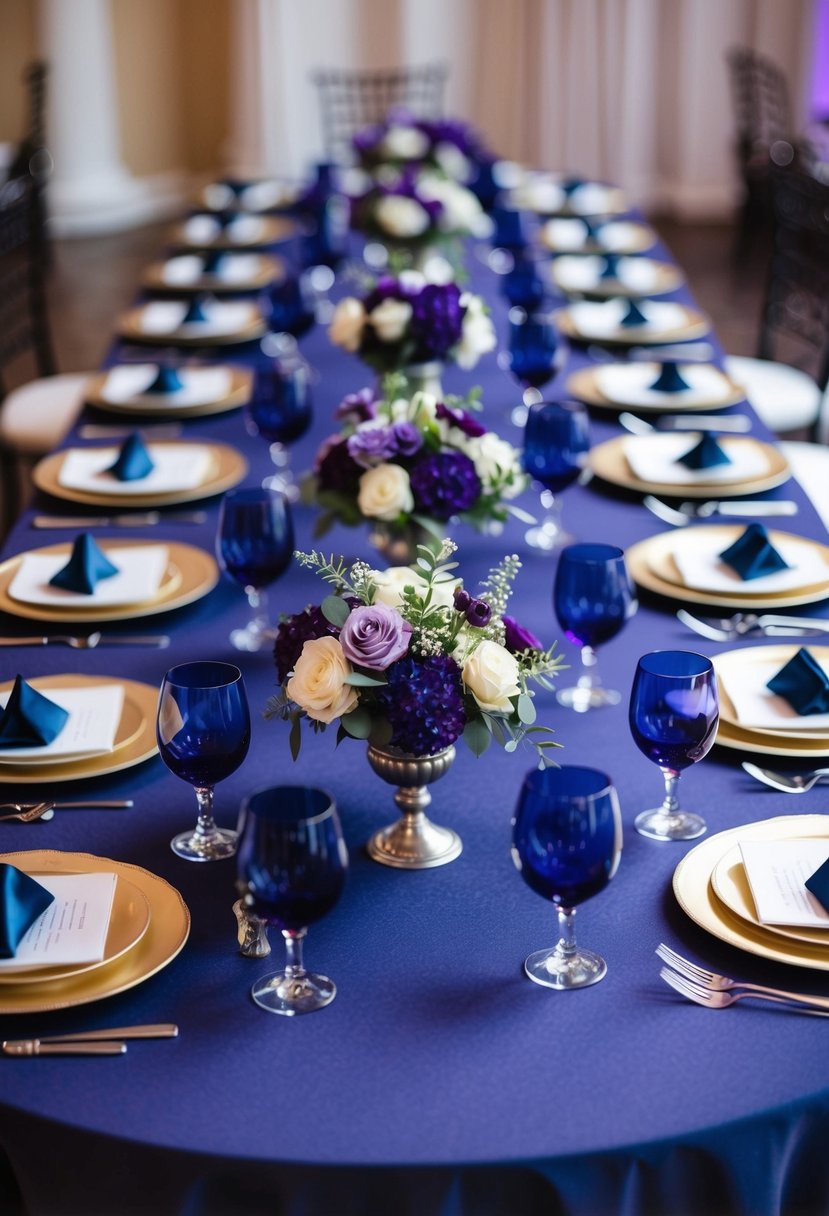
[[659, 768, 682, 819], [579, 645, 600, 688], [282, 928, 307, 978], [193, 786, 218, 842], [245, 585, 268, 622], [269, 442, 289, 469], [539, 490, 562, 532], [555, 907, 577, 959]]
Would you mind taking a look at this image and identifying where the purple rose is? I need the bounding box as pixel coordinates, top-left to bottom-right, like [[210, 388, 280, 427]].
[[410, 283, 465, 361], [347, 425, 399, 469], [410, 450, 481, 520], [339, 603, 412, 671], [335, 388, 378, 424], [503, 614, 543, 654], [435, 402, 486, 438], [391, 421, 423, 458], [466, 598, 492, 628]]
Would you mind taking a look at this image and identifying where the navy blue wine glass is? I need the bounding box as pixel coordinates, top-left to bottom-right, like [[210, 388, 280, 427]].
[[217, 487, 294, 652], [507, 308, 560, 425], [512, 766, 622, 989], [246, 346, 312, 500], [522, 399, 590, 551], [236, 785, 348, 1015], [156, 661, 251, 862], [553, 543, 637, 712], [629, 650, 719, 841]]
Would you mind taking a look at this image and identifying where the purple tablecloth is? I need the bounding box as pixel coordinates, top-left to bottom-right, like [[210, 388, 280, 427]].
[[0, 225, 828, 1216]]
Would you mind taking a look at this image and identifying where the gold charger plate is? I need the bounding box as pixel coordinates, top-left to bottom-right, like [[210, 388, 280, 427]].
[[0, 539, 218, 623], [673, 815, 829, 970], [713, 644, 829, 756], [141, 254, 285, 295], [587, 435, 791, 499], [711, 844, 829, 948], [116, 305, 266, 347], [626, 526, 829, 610], [566, 364, 745, 412], [554, 304, 710, 346], [0, 875, 151, 985], [84, 367, 253, 419], [32, 441, 248, 509], [0, 851, 189, 1014], [549, 259, 684, 299], [0, 674, 158, 784], [169, 215, 298, 250], [537, 220, 657, 255]]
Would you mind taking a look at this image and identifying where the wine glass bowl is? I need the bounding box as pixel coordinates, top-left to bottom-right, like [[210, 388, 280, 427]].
[[246, 353, 312, 499], [512, 765, 622, 989], [236, 785, 348, 1016], [508, 308, 559, 419], [629, 650, 719, 842], [217, 487, 294, 652], [156, 661, 251, 862], [522, 399, 590, 551], [553, 543, 637, 712]]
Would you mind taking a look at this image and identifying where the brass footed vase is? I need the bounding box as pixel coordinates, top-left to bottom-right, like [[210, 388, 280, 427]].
[[366, 743, 461, 869]]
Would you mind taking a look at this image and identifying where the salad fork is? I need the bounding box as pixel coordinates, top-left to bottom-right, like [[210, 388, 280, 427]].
[[656, 943, 829, 1011], [658, 967, 829, 1015], [740, 763, 829, 794]]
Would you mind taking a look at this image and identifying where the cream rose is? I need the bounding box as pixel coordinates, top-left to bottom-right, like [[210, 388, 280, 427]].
[[357, 463, 414, 521], [287, 636, 358, 724], [456, 297, 497, 369], [369, 297, 413, 343], [371, 566, 459, 610], [374, 194, 431, 239], [328, 297, 366, 352], [417, 176, 484, 234], [462, 640, 521, 713], [379, 125, 430, 161]]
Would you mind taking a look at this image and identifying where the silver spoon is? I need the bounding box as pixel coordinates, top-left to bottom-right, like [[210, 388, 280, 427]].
[[741, 762, 829, 793]]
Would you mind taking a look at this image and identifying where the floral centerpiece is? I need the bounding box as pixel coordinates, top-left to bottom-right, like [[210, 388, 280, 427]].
[[352, 110, 491, 184], [328, 269, 496, 378], [303, 382, 527, 560], [348, 166, 490, 255]]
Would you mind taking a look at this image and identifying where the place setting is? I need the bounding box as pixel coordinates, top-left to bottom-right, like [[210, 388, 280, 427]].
[[508, 172, 628, 218], [141, 250, 287, 295], [713, 643, 829, 757], [554, 295, 710, 346], [537, 214, 658, 256], [566, 349, 745, 413], [84, 360, 253, 419], [116, 295, 267, 347], [168, 210, 299, 251], [31, 430, 248, 510], [195, 177, 303, 214], [548, 252, 684, 299]]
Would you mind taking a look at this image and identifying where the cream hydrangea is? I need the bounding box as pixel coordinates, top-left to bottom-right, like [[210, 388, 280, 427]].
[[357, 463, 414, 521], [462, 640, 521, 713], [371, 565, 460, 610], [287, 636, 358, 724]]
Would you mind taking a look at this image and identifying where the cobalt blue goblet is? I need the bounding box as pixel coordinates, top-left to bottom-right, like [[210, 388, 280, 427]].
[[522, 399, 590, 551], [217, 486, 294, 652], [629, 650, 719, 842], [512, 765, 622, 989], [236, 785, 348, 1015], [157, 661, 251, 862], [265, 274, 316, 339], [246, 347, 313, 500], [553, 543, 637, 712]]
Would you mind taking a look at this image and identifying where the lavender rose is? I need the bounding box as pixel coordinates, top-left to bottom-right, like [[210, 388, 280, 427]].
[[503, 614, 543, 654], [347, 424, 399, 469], [390, 420, 423, 458], [335, 388, 378, 424], [339, 603, 412, 671]]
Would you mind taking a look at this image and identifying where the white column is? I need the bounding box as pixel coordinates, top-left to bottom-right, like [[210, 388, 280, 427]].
[[38, 0, 167, 235]]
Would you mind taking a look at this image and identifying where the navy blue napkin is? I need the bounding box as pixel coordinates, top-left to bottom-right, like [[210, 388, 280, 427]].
[[650, 360, 692, 393], [562, 176, 584, 198], [805, 855, 829, 914], [182, 297, 209, 324], [620, 298, 648, 328], [49, 533, 120, 595], [106, 433, 154, 482], [599, 253, 620, 281], [0, 864, 55, 958], [719, 523, 790, 581], [0, 675, 69, 748], [145, 365, 184, 394], [766, 648, 829, 715], [202, 250, 227, 275], [676, 433, 732, 471], [581, 217, 601, 241]]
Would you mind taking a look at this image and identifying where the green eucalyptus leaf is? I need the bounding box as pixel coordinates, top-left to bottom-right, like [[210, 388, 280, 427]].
[[341, 708, 373, 739], [344, 672, 387, 687], [321, 594, 350, 627], [517, 693, 537, 724], [289, 713, 302, 762], [463, 717, 492, 757]]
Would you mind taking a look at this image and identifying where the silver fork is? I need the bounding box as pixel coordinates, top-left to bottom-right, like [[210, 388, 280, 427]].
[[659, 967, 829, 1016], [0, 633, 170, 648], [643, 495, 797, 526], [656, 943, 829, 1011], [676, 609, 829, 642], [740, 762, 829, 793], [0, 803, 55, 823]]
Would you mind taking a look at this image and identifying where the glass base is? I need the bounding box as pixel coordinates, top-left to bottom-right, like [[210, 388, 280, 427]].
[[524, 945, 607, 989], [170, 826, 238, 862], [251, 970, 336, 1016], [556, 684, 621, 713], [229, 620, 273, 652], [634, 807, 707, 841], [525, 522, 575, 552]]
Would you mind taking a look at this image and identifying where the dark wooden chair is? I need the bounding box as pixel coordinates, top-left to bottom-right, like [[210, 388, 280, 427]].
[[313, 62, 448, 164]]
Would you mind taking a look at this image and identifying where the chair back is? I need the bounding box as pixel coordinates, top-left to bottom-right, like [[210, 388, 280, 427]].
[[0, 174, 56, 397], [313, 62, 448, 163], [727, 46, 791, 173]]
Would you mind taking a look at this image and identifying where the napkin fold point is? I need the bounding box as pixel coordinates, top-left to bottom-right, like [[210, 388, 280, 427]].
[[49, 533, 120, 595], [107, 432, 155, 482], [676, 432, 732, 471], [182, 297, 209, 324], [620, 298, 648, 328], [599, 253, 620, 281], [145, 365, 184, 394], [0, 864, 55, 958], [766, 647, 829, 715], [805, 855, 829, 914], [719, 522, 790, 581], [0, 674, 70, 748], [650, 361, 692, 393]]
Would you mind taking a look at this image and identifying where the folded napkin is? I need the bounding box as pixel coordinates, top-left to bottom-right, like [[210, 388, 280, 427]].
[[12, 544, 169, 608], [719, 523, 790, 581], [0, 683, 124, 763], [107, 433, 155, 482], [650, 361, 692, 393], [0, 865, 55, 958], [623, 433, 769, 486], [599, 253, 620, 281], [202, 250, 227, 275], [138, 299, 255, 337], [620, 298, 648, 328], [100, 364, 231, 408], [0, 675, 69, 748], [60, 443, 212, 496], [805, 855, 829, 914], [766, 648, 829, 715], [182, 296, 209, 324], [670, 531, 827, 595], [581, 216, 601, 240], [676, 433, 732, 471], [595, 362, 734, 409], [49, 533, 120, 595], [145, 365, 185, 394], [561, 176, 584, 198], [568, 299, 689, 339]]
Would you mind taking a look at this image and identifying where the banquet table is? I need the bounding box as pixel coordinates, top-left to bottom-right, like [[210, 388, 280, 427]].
[[1, 211, 829, 1216]]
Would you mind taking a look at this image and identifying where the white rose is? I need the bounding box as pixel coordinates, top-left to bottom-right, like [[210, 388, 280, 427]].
[[417, 176, 484, 234], [456, 297, 497, 369], [371, 566, 459, 609], [374, 195, 431, 239], [357, 463, 414, 521], [287, 636, 358, 724], [379, 125, 430, 160], [470, 432, 524, 497], [328, 298, 366, 352], [434, 141, 472, 182], [369, 297, 413, 343], [409, 391, 438, 424], [397, 270, 426, 293], [462, 640, 521, 713]]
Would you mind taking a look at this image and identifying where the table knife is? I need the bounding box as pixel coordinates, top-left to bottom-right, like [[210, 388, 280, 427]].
[[2, 1041, 127, 1056], [680, 499, 799, 517], [3, 1024, 178, 1046], [77, 424, 183, 440], [0, 636, 170, 647], [658, 415, 752, 432], [32, 511, 206, 528]]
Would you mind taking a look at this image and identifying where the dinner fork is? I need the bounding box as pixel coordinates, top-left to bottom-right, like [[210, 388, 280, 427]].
[[0, 633, 170, 648], [0, 803, 55, 823], [659, 967, 829, 1015], [740, 763, 829, 794], [656, 943, 829, 1011], [676, 609, 829, 642], [643, 495, 797, 527], [618, 412, 752, 435]]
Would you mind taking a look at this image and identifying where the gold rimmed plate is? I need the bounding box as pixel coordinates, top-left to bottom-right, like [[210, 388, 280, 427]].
[[0, 851, 189, 1014], [554, 302, 710, 346], [0, 674, 158, 784], [84, 366, 253, 419], [0, 539, 217, 624], [0, 875, 151, 985], [141, 253, 286, 295], [169, 215, 298, 250], [116, 303, 267, 348], [548, 256, 684, 299], [626, 526, 829, 610], [711, 844, 829, 949], [673, 815, 829, 970], [566, 363, 745, 412], [588, 435, 791, 499], [713, 644, 829, 753], [32, 441, 248, 509]]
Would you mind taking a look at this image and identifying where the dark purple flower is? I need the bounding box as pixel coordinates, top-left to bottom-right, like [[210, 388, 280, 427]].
[[453, 587, 472, 613], [390, 421, 422, 458], [316, 436, 363, 494], [335, 388, 378, 424], [503, 615, 543, 654], [410, 283, 465, 361], [363, 276, 414, 313], [339, 604, 411, 670], [347, 425, 398, 469], [375, 654, 466, 755], [410, 451, 481, 521], [435, 402, 486, 438], [274, 605, 336, 683], [466, 598, 492, 628]]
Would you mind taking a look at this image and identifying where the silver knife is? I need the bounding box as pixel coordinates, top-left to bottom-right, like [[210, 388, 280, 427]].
[[0, 636, 170, 647], [659, 415, 753, 432], [3, 1023, 177, 1046], [32, 511, 206, 528], [2, 1041, 127, 1056], [77, 424, 183, 440], [680, 500, 799, 517]]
